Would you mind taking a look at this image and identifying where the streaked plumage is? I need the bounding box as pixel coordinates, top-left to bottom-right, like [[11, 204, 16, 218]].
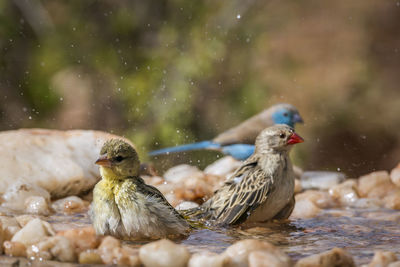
[[182, 125, 304, 226], [90, 139, 191, 239], [149, 103, 303, 160]]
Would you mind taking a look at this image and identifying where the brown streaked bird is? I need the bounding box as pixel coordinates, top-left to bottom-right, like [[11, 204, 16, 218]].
[[90, 139, 191, 239], [182, 124, 304, 226]]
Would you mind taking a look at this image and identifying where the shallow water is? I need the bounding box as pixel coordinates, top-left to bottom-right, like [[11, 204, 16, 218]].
[[42, 207, 400, 265]]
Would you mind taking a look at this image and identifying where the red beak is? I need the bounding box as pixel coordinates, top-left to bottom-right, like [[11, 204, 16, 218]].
[[287, 132, 304, 145], [95, 155, 112, 167]]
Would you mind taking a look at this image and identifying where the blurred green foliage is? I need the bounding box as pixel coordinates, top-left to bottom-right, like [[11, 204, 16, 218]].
[[1, 0, 400, 176]]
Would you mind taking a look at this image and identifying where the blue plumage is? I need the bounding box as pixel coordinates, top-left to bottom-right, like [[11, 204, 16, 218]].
[[149, 103, 303, 160]]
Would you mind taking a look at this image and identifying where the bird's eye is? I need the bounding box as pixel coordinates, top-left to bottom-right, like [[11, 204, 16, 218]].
[[279, 133, 286, 138], [115, 156, 124, 162], [283, 112, 288, 117]]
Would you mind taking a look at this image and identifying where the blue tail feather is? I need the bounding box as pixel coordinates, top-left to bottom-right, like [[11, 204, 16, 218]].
[[149, 141, 221, 156]]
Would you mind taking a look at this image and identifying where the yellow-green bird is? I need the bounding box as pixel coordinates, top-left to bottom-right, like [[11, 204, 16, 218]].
[[90, 139, 191, 239], [182, 125, 304, 226]]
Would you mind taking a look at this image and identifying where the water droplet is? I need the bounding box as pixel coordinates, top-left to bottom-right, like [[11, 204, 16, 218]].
[[236, 14, 241, 19]]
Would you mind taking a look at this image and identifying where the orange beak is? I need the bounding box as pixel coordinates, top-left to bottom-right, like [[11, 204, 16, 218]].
[[287, 132, 304, 145], [95, 155, 112, 167]]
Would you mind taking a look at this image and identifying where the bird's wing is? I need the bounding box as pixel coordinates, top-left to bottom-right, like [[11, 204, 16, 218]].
[[214, 161, 272, 225], [134, 177, 186, 219]]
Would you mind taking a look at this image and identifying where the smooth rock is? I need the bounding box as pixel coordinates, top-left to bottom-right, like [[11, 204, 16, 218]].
[[97, 236, 121, 264], [204, 156, 242, 177], [350, 198, 383, 209], [366, 250, 397, 267], [0, 216, 21, 240], [57, 226, 100, 254], [25, 196, 51, 215], [290, 198, 322, 219], [358, 171, 394, 198], [1, 181, 50, 212], [0, 129, 132, 198], [175, 201, 199, 210], [11, 218, 54, 246], [295, 190, 334, 209], [388, 262, 400, 267], [163, 164, 204, 184], [222, 239, 292, 267], [174, 175, 214, 202], [294, 179, 302, 194], [0, 221, 3, 254], [27, 236, 76, 262], [112, 245, 141, 266], [188, 252, 225, 267], [79, 249, 103, 264], [295, 247, 355, 267], [383, 191, 400, 210], [139, 239, 190, 267], [51, 196, 89, 214], [390, 165, 400, 187], [300, 171, 346, 190], [15, 214, 37, 227], [249, 250, 292, 267], [329, 180, 359, 206], [3, 241, 27, 257]]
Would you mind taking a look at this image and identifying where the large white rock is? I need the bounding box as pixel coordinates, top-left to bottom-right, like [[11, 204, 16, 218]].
[[139, 239, 190, 267], [0, 129, 131, 198]]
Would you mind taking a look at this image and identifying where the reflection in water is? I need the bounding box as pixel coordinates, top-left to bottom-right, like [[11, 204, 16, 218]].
[[45, 208, 400, 265]]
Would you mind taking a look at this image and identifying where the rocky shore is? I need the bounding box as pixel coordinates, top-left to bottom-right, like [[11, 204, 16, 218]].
[[0, 129, 399, 266]]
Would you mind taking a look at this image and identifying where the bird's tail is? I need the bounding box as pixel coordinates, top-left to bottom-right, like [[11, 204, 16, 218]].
[[148, 141, 221, 156]]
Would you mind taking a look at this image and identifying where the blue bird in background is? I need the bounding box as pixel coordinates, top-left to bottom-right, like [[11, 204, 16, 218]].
[[149, 103, 304, 160]]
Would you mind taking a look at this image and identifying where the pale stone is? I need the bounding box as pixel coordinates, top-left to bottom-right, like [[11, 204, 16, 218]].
[[15, 214, 37, 227], [175, 175, 214, 202], [164, 164, 204, 184], [175, 201, 199, 210], [3, 241, 27, 257], [300, 171, 346, 190], [294, 179, 302, 194], [57, 226, 100, 254], [350, 198, 383, 209], [25, 196, 51, 215], [27, 236, 76, 262], [383, 190, 400, 210], [0, 129, 132, 198], [367, 251, 397, 267], [290, 198, 321, 219], [0, 216, 21, 240], [97, 236, 140, 266], [188, 252, 225, 267], [51, 196, 89, 214], [329, 180, 359, 206], [139, 239, 190, 267], [79, 249, 103, 264], [295, 247, 355, 267], [358, 171, 394, 198], [1, 181, 50, 212], [204, 156, 242, 176], [113, 245, 141, 266], [249, 250, 292, 267], [222, 239, 291, 267], [98, 236, 121, 264], [0, 221, 3, 254], [295, 190, 334, 209], [388, 262, 400, 267], [390, 167, 400, 187], [11, 218, 54, 246]]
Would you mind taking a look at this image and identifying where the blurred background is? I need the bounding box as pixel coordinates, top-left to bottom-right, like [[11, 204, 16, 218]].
[[1, 0, 399, 177]]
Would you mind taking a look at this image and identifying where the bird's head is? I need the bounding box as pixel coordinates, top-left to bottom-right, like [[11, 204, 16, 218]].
[[270, 104, 303, 128], [95, 139, 140, 178], [255, 124, 304, 153]]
